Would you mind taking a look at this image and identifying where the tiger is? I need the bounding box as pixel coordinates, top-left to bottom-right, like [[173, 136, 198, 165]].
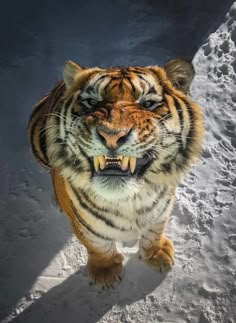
[[28, 59, 204, 288]]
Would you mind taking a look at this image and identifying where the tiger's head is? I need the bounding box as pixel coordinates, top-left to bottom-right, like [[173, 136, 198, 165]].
[[47, 59, 203, 199]]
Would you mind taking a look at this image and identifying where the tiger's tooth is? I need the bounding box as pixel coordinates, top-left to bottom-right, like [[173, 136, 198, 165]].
[[94, 156, 99, 172], [118, 155, 123, 160], [121, 156, 129, 170], [98, 155, 105, 170], [130, 157, 136, 174]]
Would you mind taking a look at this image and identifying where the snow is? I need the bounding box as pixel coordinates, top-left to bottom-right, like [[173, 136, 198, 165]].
[[1, 1, 236, 322]]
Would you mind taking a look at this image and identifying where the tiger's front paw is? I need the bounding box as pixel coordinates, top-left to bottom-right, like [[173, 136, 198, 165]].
[[87, 253, 124, 289], [139, 236, 175, 272]]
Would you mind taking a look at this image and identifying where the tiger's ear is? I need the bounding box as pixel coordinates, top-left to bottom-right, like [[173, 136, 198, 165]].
[[63, 60, 83, 88], [163, 58, 195, 93]]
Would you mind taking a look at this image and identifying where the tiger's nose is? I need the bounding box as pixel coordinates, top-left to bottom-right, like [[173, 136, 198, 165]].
[[96, 127, 132, 148]]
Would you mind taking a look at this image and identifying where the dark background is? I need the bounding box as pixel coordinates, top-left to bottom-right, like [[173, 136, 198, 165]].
[[0, 0, 233, 321], [0, 0, 233, 154]]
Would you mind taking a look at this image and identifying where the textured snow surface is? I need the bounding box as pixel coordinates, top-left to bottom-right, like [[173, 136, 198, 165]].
[[1, 1, 236, 322]]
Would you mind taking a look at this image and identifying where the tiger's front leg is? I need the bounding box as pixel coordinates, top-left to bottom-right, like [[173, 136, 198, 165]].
[[70, 220, 124, 288], [86, 240, 124, 288], [70, 219, 124, 287], [139, 220, 175, 272], [52, 169, 124, 288]]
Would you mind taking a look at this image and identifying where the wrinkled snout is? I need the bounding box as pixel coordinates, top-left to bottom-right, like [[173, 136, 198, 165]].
[[96, 126, 132, 149]]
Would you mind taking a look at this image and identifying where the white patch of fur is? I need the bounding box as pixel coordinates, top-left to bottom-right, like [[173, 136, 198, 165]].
[[90, 176, 142, 200], [163, 118, 181, 133]]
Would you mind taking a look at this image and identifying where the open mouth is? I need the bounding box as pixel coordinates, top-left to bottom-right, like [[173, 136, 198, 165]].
[[91, 154, 154, 177]]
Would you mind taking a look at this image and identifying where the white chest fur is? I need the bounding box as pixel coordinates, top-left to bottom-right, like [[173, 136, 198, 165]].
[[66, 180, 175, 242]]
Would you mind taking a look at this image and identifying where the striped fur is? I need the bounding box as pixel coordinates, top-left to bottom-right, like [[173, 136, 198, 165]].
[[28, 59, 204, 287]]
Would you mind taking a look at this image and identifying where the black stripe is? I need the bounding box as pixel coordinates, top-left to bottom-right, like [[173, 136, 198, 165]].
[[71, 172, 127, 219], [47, 81, 65, 115], [76, 94, 82, 103], [137, 74, 152, 88], [136, 137, 157, 150], [172, 96, 186, 158], [79, 188, 127, 219], [104, 76, 121, 80], [57, 145, 69, 160], [146, 86, 156, 95], [93, 74, 107, 87], [161, 141, 178, 149], [159, 197, 172, 216], [126, 77, 136, 93], [39, 130, 49, 163], [183, 99, 194, 146], [173, 97, 184, 132], [160, 162, 172, 173], [160, 122, 174, 134], [71, 107, 80, 119], [28, 96, 48, 129], [118, 80, 124, 95], [149, 67, 162, 84], [136, 187, 167, 215], [75, 144, 93, 178], [103, 79, 113, 94], [144, 177, 155, 187], [85, 85, 95, 94], [77, 137, 92, 150], [78, 101, 90, 111], [132, 69, 147, 76], [63, 97, 73, 130], [30, 118, 49, 167], [156, 112, 172, 123], [164, 152, 178, 162], [71, 185, 129, 232], [159, 148, 178, 172], [70, 202, 112, 241], [176, 99, 195, 160], [108, 83, 118, 93]]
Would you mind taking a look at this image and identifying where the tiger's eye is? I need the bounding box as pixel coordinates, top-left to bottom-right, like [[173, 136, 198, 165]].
[[143, 100, 155, 108], [88, 99, 98, 106]]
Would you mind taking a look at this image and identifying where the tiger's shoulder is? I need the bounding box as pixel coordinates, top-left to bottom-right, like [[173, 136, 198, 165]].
[[28, 81, 65, 169]]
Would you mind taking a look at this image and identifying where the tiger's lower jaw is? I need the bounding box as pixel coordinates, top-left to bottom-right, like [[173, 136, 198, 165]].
[[88, 154, 154, 199]]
